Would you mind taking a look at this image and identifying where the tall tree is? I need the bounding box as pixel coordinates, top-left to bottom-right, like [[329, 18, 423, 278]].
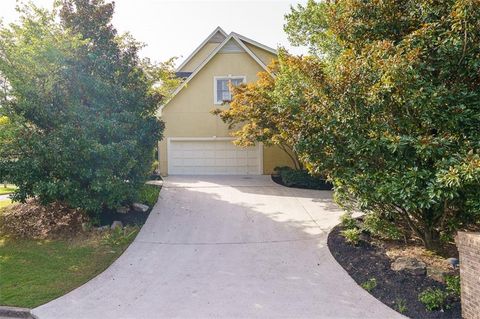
[[268, 0, 480, 251], [0, 1, 166, 214]]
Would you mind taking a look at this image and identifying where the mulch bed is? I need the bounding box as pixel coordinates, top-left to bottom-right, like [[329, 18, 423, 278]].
[[328, 225, 461, 319], [98, 209, 151, 228], [0, 200, 89, 239], [271, 174, 333, 190]]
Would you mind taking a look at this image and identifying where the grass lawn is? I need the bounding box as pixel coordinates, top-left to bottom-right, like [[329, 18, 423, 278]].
[[0, 201, 137, 308], [0, 185, 17, 195]]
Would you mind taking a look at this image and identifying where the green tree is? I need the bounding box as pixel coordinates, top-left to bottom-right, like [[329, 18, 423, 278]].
[[0, 1, 166, 215], [213, 60, 303, 170], [278, 0, 480, 251]]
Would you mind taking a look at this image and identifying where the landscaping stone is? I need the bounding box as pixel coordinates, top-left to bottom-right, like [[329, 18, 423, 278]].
[[132, 203, 149, 213], [95, 225, 109, 232], [110, 221, 123, 230], [116, 206, 129, 214], [81, 222, 90, 232], [446, 257, 459, 269], [391, 257, 426, 276], [427, 266, 448, 283]]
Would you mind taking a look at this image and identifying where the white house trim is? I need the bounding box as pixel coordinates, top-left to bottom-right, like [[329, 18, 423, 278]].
[[231, 32, 278, 55], [213, 75, 247, 105], [159, 34, 271, 115], [176, 26, 228, 72]]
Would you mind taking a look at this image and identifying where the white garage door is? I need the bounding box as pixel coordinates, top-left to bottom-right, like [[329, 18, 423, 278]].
[[168, 139, 261, 175]]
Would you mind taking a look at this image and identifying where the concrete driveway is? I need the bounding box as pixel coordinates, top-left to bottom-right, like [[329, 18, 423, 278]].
[[33, 176, 402, 319]]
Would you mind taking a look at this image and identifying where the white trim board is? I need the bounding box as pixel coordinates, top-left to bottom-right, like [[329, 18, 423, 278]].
[[213, 75, 247, 105], [159, 34, 271, 115], [231, 32, 277, 55], [176, 27, 228, 72]]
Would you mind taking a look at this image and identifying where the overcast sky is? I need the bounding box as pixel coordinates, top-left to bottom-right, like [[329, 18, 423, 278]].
[[0, 0, 308, 65]]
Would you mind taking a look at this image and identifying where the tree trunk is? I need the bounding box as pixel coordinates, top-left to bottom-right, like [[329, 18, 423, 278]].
[[422, 228, 442, 253]]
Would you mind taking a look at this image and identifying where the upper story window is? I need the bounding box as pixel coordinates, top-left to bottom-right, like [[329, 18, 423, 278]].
[[214, 76, 246, 104]]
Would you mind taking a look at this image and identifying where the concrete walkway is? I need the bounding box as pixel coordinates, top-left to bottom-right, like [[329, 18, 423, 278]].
[[33, 176, 403, 319]]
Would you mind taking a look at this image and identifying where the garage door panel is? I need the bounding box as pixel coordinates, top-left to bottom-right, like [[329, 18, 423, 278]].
[[168, 139, 261, 175]]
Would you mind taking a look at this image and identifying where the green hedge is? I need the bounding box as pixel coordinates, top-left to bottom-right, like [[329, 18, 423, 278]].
[[274, 167, 333, 190]]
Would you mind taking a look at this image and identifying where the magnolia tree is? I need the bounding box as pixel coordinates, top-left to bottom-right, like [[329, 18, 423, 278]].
[[281, 0, 480, 251], [221, 0, 480, 251], [0, 1, 170, 215]]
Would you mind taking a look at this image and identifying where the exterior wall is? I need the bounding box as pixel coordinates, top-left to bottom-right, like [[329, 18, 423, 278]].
[[178, 43, 219, 72], [159, 51, 291, 175], [245, 43, 277, 67], [456, 232, 480, 319]]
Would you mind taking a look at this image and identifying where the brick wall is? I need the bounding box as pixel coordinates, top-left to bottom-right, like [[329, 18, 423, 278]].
[[456, 232, 480, 319]]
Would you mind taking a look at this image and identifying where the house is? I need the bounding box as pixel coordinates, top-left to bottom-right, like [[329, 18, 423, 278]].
[[158, 27, 292, 175]]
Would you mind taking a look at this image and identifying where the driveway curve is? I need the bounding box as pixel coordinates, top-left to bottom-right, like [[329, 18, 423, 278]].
[[33, 176, 403, 319]]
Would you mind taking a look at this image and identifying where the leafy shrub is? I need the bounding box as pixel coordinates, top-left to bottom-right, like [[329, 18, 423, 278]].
[[341, 228, 361, 245], [360, 278, 377, 292], [395, 298, 408, 314], [136, 184, 161, 208], [445, 275, 461, 297], [274, 167, 333, 190], [362, 213, 402, 240], [418, 288, 450, 311], [102, 226, 139, 247], [0, 2, 165, 216], [340, 213, 357, 230]]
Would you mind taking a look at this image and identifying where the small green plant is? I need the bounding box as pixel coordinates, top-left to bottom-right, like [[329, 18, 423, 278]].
[[395, 298, 408, 314], [340, 213, 357, 230], [341, 228, 361, 245], [445, 275, 461, 297], [418, 288, 450, 311], [137, 184, 161, 207], [362, 213, 402, 240], [360, 278, 377, 292], [102, 226, 139, 247]]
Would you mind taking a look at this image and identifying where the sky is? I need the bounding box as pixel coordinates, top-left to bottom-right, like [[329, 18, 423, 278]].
[[0, 0, 308, 66]]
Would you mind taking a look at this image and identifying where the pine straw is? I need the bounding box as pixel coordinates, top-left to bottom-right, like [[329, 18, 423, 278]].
[[0, 200, 89, 239]]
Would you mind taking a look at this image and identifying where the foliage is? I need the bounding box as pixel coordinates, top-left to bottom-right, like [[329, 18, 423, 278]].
[[102, 226, 139, 247], [136, 184, 161, 207], [278, 0, 480, 251], [395, 298, 408, 314], [445, 275, 461, 297], [362, 213, 403, 241], [341, 228, 361, 245], [275, 166, 332, 190], [418, 288, 450, 311], [212, 61, 303, 170], [339, 212, 357, 230], [360, 278, 377, 292], [0, 2, 169, 215], [0, 232, 135, 308]]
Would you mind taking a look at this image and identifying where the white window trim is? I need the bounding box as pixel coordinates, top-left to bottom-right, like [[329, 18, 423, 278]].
[[213, 75, 246, 105]]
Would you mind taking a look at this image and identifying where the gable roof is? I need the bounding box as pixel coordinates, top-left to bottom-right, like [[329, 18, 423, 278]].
[[176, 27, 228, 72], [160, 28, 277, 114]]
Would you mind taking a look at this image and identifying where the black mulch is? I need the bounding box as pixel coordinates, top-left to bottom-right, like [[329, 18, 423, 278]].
[[271, 174, 333, 190], [98, 209, 151, 228], [327, 225, 461, 319]]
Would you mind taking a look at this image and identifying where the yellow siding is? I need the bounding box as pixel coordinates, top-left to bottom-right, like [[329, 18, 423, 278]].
[[244, 43, 277, 67], [160, 50, 292, 175], [178, 43, 219, 72]]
